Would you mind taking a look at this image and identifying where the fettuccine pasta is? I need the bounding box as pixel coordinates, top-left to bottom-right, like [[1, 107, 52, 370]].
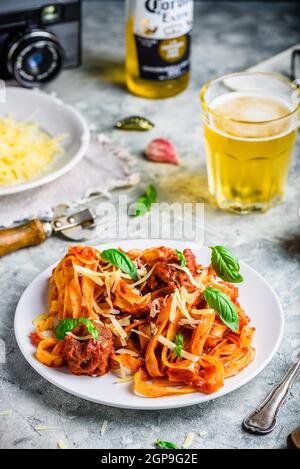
[[30, 245, 256, 397]]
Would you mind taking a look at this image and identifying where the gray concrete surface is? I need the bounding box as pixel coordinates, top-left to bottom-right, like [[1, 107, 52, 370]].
[[0, 1, 300, 449]]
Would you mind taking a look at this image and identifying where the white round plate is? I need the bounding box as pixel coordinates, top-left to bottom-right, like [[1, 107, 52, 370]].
[[0, 87, 90, 196], [14, 240, 284, 410]]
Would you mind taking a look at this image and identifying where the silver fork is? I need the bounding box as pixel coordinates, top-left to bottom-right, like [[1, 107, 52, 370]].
[[243, 360, 300, 435]]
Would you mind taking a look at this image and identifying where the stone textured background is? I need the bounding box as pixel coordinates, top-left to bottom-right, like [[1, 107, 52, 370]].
[[0, 1, 300, 449]]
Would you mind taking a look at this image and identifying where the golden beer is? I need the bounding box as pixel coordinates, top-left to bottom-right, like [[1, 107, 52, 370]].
[[201, 73, 300, 213], [125, 0, 194, 99]]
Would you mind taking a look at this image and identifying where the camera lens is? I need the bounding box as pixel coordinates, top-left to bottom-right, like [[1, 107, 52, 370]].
[[26, 52, 44, 75], [7, 31, 65, 87]]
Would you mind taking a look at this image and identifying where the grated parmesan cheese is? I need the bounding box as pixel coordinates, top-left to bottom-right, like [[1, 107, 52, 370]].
[[57, 439, 68, 449], [157, 336, 200, 363], [169, 292, 178, 323], [183, 432, 195, 449], [117, 316, 131, 327], [175, 289, 193, 321], [170, 264, 203, 288], [114, 376, 134, 384], [34, 425, 58, 432], [150, 299, 160, 318], [0, 410, 12, 416], [66, 332, 93, 341], [32, 313, 49, 326], [0, 115, 64, 186], [116, 362, 133, 379], [115, 348, 139, 357], [130, 264, 156, 288], [101, 420, 108, 436], [108, 314, 127, 346], [130, 328, 149, 339]]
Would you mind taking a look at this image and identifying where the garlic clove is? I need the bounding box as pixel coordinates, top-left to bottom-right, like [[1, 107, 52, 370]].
[[145, 138, 181, 165]]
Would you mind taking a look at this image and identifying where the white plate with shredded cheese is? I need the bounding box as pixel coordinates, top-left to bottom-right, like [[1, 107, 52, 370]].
[[0, 87, 89, 195], [14, 240, 284, 410]]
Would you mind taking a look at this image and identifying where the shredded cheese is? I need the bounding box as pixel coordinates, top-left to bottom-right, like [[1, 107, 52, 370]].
[[150, 299, 160, 318], [0, 410, 12, 416], [117, 316, 131, 327], [170, 264, 203, 288], [115, 348, 139, 357], [130, 328, 149, 339], [116, 362, 133, 379], [34, 425, 58, 432], [66, 332, 93, 341], [180, 286, 201, 305], [101, 420, 108, 436], [157, 335, 200, 363], [0, 115, 64, 186], [74, 265, 104, 286], [179, 310, 214, 327], [175, 289, 193, 321], [108, 314, 127, 346], [183, 432, 195, 449], [57, 439, 68, 449], [115, 376, 134, 384], [130, 264, 156, 288], [169, 292, 178, 323], [92, 299, 120, 318], [32, 313, 49, 326], [191, 309, 214, 316], [179, 319, 200, 327]]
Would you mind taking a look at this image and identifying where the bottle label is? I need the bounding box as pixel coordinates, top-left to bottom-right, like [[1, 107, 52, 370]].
[[133, 0, 193, 81]]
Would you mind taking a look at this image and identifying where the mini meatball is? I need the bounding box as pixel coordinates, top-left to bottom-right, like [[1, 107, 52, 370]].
[[63, 323, 113, 376]]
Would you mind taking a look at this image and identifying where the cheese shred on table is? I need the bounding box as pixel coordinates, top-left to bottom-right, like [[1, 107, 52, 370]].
[[0, 115, 64, 186]]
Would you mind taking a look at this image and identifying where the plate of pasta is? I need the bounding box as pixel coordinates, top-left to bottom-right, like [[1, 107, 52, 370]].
[[14, 240, 284, 409]]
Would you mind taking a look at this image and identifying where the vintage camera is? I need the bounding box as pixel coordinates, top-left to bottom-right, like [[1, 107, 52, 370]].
[[0, 0, 81, 87]]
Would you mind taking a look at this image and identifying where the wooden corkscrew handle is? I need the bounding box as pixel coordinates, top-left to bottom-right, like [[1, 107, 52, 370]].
[[0, 220, 50, 257]]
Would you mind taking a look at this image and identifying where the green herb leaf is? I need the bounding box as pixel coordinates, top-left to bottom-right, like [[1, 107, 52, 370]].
[[173, 333, 184, 358], [134, 184, 157, 217], [211, 246, 244, 283], [175, 249, 186, 267], [101, 248, 138, 280], [79, 318, 99, 340], [155, 439, 178, 449], [203, 287, 239, 332], [55, 318, 99, 341]]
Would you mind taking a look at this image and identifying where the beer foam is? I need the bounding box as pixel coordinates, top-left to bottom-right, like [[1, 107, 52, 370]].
[[208, 93, 295, 140], [211, 92, 292, 122]]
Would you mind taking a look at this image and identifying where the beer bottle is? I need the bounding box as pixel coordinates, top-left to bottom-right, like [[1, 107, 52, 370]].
[[125, 0, 194, 99]]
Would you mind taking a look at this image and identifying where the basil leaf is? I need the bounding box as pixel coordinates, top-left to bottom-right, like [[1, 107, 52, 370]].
[[211, 246, 244, 283], [155, 439, 178, 449], [134, 184, 157, 217], [55, 318, 99, 341], [55, 318, 78, 340], [173, 333, 184, 358], [175, 249, 186, 267], [79, 318, 99, 341], [203, 287, 239, 332], [101, 248, 138, 280]]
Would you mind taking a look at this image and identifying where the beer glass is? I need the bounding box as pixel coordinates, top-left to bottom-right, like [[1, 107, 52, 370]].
[[200, 72, 300, 213]]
